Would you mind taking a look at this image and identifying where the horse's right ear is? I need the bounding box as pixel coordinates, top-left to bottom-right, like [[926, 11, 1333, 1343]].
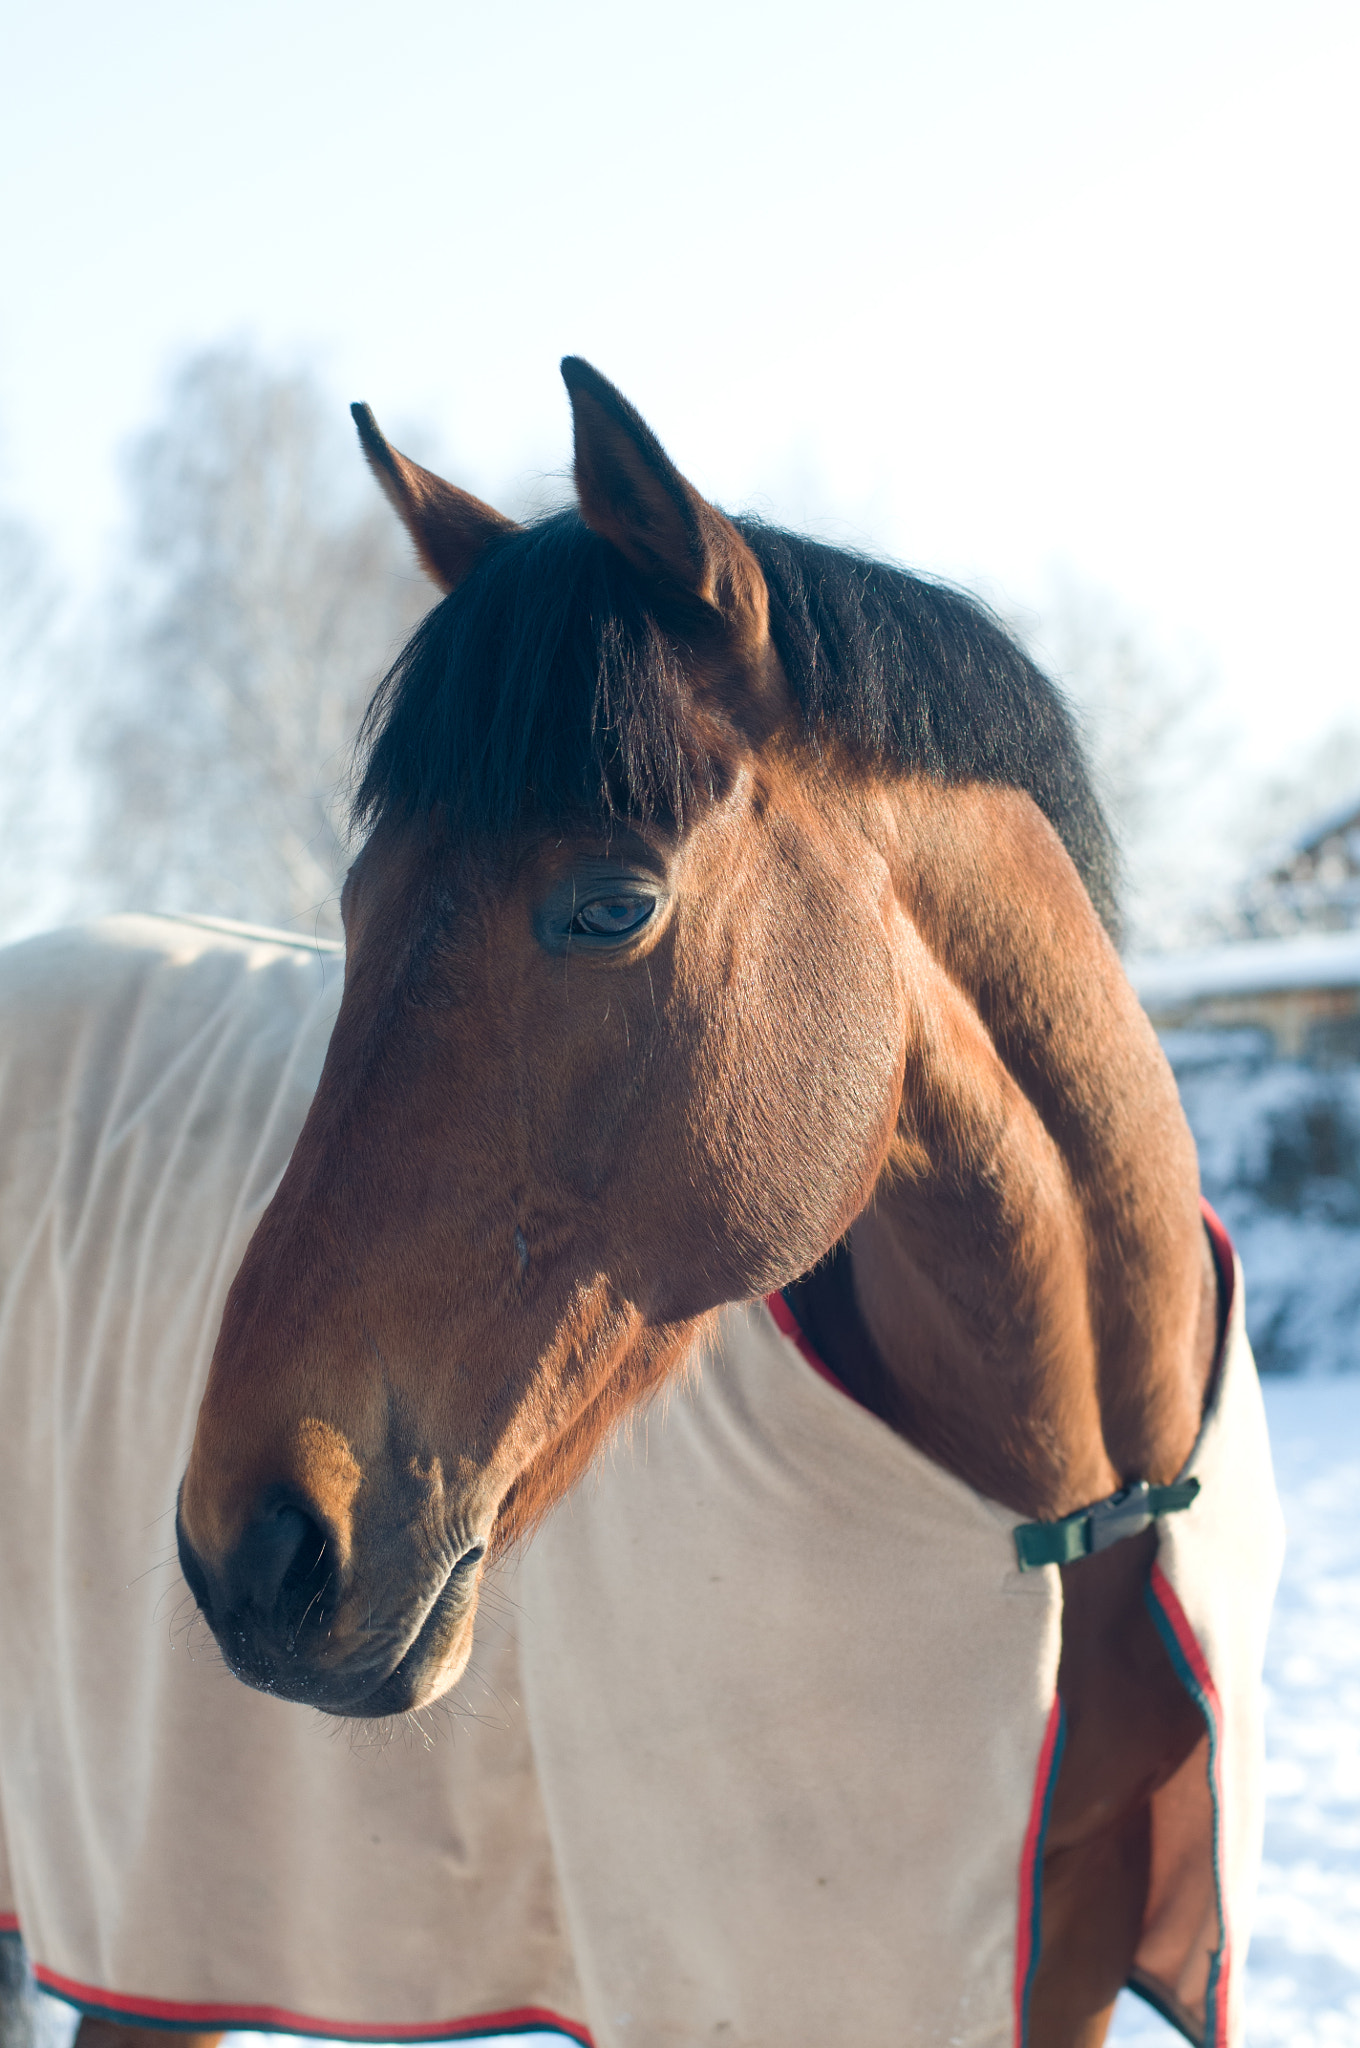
[[351, 404, 518, 593], [561, 357, 773, 678]]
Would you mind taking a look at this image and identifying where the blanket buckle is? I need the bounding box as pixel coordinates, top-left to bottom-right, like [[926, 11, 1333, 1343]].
[[1013, 1477, 1201, 1571]]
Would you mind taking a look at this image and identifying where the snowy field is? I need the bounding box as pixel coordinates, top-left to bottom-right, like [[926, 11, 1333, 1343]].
[[13, 1369, 1355, 2048]]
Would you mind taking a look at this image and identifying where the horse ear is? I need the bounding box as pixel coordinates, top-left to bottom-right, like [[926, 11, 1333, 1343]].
[[560, 358, 772, 673], [351, 403, 518, 593]]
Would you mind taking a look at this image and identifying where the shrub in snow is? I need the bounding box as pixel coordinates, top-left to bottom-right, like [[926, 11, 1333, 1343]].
[[1163, 1030, 1360, 1374]]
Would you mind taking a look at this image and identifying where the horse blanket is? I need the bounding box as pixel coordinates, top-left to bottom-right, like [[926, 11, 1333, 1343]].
[[0, 917, 1284, 2048]]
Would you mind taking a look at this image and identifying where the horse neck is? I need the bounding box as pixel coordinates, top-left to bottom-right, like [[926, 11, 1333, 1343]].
[[834, 778, 1214, 1519]]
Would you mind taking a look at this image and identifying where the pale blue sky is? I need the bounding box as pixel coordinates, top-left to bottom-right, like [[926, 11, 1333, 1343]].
[[2, 0, 1357, 764]]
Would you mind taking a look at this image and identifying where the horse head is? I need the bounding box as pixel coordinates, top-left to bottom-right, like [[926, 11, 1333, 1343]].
[[176, 361, 913, 1714]]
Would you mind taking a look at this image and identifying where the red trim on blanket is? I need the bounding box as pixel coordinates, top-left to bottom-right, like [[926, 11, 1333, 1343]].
[[0, 1912, 19, 1933], [765, 1291, 857, 1400], [29, 1966, 594, 2045], [1146, 1562, 1232, 2048], [1200, 1198, 1235, 1321], [1013, 1694, 1066, 2048]]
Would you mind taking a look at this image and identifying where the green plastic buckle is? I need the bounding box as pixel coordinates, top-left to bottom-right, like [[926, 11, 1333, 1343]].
[[1013, 1477, 1201, 1572]]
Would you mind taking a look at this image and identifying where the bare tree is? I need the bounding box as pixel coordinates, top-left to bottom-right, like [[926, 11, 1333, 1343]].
[[86, 348, 433, 935], [1225, 722, 1360, 939], [1238, 723, 1360, 859], [1025, 581, 1235, 953]]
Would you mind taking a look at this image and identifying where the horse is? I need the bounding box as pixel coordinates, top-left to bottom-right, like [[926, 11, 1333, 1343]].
[[0, 360, 1280, 2048]]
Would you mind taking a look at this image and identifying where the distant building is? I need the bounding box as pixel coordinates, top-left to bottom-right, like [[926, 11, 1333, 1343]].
[[1129, 802, 1360, 1373], [1129, 929, 1360, 1065], [1236, 790, 1360, 938]]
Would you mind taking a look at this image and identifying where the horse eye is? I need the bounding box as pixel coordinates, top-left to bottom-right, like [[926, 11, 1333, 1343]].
[[571, 895, 656, 938]]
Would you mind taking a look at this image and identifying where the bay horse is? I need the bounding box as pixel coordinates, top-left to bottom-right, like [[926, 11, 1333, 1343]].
[[5, 360, 1277, 2048]]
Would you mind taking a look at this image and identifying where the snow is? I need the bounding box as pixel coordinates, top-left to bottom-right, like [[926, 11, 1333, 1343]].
[[1128, 932, 1360, 1007]]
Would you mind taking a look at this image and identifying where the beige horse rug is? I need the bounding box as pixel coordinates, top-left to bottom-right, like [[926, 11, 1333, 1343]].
[[0, 917, 1284, 2048]]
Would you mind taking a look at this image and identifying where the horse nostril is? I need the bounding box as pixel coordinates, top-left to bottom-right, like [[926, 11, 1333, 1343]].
[[241, 1503, 332, 1628]]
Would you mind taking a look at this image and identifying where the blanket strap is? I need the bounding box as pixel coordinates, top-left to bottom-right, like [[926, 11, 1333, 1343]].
[[1013, 1478, 1201, 1571]]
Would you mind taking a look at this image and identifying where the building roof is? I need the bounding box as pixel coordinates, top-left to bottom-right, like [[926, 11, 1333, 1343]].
[[1232, 787, 1360, 938], [1128, 927, 1360, 1009], [1288, 789, 1360, 859]]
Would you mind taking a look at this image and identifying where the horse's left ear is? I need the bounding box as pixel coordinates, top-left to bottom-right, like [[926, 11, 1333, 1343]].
[[561, 358, 780, 708], [351, 403, 518, 593]]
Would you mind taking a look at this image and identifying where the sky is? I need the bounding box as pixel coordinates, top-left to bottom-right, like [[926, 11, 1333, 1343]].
[[2, 0, 1358, 770]]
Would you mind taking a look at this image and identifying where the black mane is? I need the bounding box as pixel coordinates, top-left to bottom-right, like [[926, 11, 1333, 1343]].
[[354, 511, 1119, 937]]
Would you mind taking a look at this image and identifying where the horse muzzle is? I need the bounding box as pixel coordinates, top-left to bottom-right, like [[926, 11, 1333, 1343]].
[[175, 1491, 486, 1715]]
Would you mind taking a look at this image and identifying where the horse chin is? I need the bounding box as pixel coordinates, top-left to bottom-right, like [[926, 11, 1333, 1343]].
[[184, 1531, 483, 1719], [208, 1608, 475, 1719], [336, 1598, 478, 1719]]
